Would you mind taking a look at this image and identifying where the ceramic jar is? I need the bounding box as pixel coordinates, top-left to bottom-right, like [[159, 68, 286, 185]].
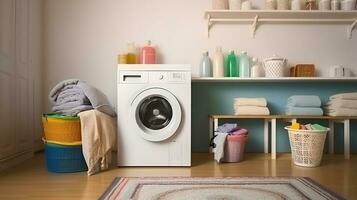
[[291, 0, 302, 10], [229, 0, 242, 9], [241, 0, 252, 10], [277, 0, 290, 9], [341, 0, 356, 10], [213, 0, 229, 9], [266, 0, 277, 9], [319, 0, 331, 10], [331, 0, 340, 10]]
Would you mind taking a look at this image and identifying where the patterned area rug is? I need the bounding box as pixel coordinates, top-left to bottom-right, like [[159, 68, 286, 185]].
[[99, 177, 344, 200]]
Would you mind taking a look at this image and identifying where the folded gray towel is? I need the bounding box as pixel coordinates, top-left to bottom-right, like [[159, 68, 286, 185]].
[[49, 79, 80, 103], [287, 95, 321, 107], [49, 79, 116, 117], [52, 100, 91, 112], [55, 105, 93, 116], [286, 106, 323, 116]]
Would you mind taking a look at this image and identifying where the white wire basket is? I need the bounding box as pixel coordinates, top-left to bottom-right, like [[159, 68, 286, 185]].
[[285, 127, 329, 167]]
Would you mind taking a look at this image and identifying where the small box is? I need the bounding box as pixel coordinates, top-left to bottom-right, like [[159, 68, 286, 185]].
[[290, 64, 315, 77]]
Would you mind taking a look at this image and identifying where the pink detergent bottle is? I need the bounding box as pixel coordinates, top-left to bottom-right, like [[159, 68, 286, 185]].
[[140, 40, 156, 64]]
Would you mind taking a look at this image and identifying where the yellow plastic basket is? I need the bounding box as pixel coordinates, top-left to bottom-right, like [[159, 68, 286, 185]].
[[42, 114, 81, 143]]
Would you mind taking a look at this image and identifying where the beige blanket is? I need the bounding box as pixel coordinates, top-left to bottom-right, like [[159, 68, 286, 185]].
[[326, 99, 357, 109], [78, 110, 116, 176], [325, 107, 357, 117], [330, 92, 357, 100], [234, 106, 270, 115], [234, 98, 267, 107]]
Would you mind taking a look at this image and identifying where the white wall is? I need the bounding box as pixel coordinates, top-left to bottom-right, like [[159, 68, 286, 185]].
[[44, 0, 357, 109]]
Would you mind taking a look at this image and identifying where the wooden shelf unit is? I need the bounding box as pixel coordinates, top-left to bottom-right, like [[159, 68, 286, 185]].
[[209, 114, 356, 160]]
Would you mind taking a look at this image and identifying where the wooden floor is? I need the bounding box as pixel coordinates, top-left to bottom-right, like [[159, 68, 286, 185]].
[[0, 153, 356, 199]]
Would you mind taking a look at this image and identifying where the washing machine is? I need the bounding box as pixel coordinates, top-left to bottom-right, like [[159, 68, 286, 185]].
[[117, 64, 191, 166]]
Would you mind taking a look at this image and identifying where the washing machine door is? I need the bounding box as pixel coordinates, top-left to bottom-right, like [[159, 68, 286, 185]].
[[130, 88, 182, 142]]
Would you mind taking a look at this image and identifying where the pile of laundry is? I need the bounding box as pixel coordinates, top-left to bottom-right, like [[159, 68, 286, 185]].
[[49, 79, 116, 117], [325, 92, 357, 116], [286, 95, 323, 116], [48, 79, 116, 175], [210, 123, 248, 163], [233, 98, 270, 115]]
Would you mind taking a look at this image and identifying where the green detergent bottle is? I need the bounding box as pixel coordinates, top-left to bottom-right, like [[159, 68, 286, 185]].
[[225, 51, 239, 77]]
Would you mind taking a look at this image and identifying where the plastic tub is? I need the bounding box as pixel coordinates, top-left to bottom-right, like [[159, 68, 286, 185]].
[[44, 140, 87, 173], [223, 134, 248, 163], [42, 114, 81, 143], [285, 126, 329, 167]]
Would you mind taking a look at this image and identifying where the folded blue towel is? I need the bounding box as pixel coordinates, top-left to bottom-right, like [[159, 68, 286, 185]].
[[286, 106, 323, 116], [287, 95, 322, 107]]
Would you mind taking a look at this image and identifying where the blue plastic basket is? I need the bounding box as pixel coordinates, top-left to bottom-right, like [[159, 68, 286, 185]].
[[45, 142, 88, 173]]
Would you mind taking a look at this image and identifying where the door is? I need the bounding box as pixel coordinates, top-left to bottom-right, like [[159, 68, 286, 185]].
[[130, 88, 182, 142], [15, 0, 32, 152], [0, 0, 16, 159]]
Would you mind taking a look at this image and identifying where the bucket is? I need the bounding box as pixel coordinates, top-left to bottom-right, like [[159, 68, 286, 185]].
[[223, 134, 248, 163]]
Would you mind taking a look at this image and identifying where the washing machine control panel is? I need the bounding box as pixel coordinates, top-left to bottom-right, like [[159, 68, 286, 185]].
[[149, 71, 186, 83]]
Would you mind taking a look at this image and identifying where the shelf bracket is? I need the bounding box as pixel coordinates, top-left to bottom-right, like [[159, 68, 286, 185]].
[[206, 14, 213, 38], [251, 15, 259, 38], [347, 18, 357, 39]]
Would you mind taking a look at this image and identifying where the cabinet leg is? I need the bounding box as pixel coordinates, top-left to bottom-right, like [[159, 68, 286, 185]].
[[328, 120, 334, 154], [271, 118, 277, 160], [344, 119, 350, 160], [264, 119, 269, 153]]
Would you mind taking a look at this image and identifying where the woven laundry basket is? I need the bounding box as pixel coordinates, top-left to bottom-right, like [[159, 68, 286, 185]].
[[42, 114, 81, 143], [285, 127, 329, 167]]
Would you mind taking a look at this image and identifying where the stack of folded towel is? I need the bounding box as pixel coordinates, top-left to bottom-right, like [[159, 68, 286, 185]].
[[49, 79, 116, 117], [325, 92, 357, 116], [233, 98, 270, 115], [210, 123, 248, 163], [286, 95, 323, 116]]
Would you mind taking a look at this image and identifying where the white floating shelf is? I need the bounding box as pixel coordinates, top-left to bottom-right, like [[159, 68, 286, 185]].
[[192, 77, 357, 82], [205, 10, 357, 38]]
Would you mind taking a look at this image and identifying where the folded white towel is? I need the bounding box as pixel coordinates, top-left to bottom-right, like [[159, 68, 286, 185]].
[[325, 107, 357, 116], [234, 106, 270, 115], [330, 92, 357, 100], [234, 98, 267, 107], [326, 99, 357, 109]]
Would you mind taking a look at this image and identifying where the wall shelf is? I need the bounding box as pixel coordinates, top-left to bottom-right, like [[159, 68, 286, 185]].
[[192, 77, 357, 83], [205, 10, 357, 38]]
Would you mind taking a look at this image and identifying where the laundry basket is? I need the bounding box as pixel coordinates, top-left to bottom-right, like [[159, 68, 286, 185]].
[[43, 139, 87, 173], [285, 127, 329, 167], [42, 114, 81, 143], [223, 134, 248, 163]]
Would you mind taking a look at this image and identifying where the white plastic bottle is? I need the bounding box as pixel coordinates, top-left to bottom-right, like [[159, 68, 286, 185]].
[[250, 57, 262, 78], [213, 47, 225, 77]]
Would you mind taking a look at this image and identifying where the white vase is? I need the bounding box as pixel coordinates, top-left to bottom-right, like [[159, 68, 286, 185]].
[[229, 0, 242, 9]]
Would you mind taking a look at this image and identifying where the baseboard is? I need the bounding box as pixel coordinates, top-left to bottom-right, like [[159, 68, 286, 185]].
[[34, 139, 44, 152], [0, 151, 33, 172]]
